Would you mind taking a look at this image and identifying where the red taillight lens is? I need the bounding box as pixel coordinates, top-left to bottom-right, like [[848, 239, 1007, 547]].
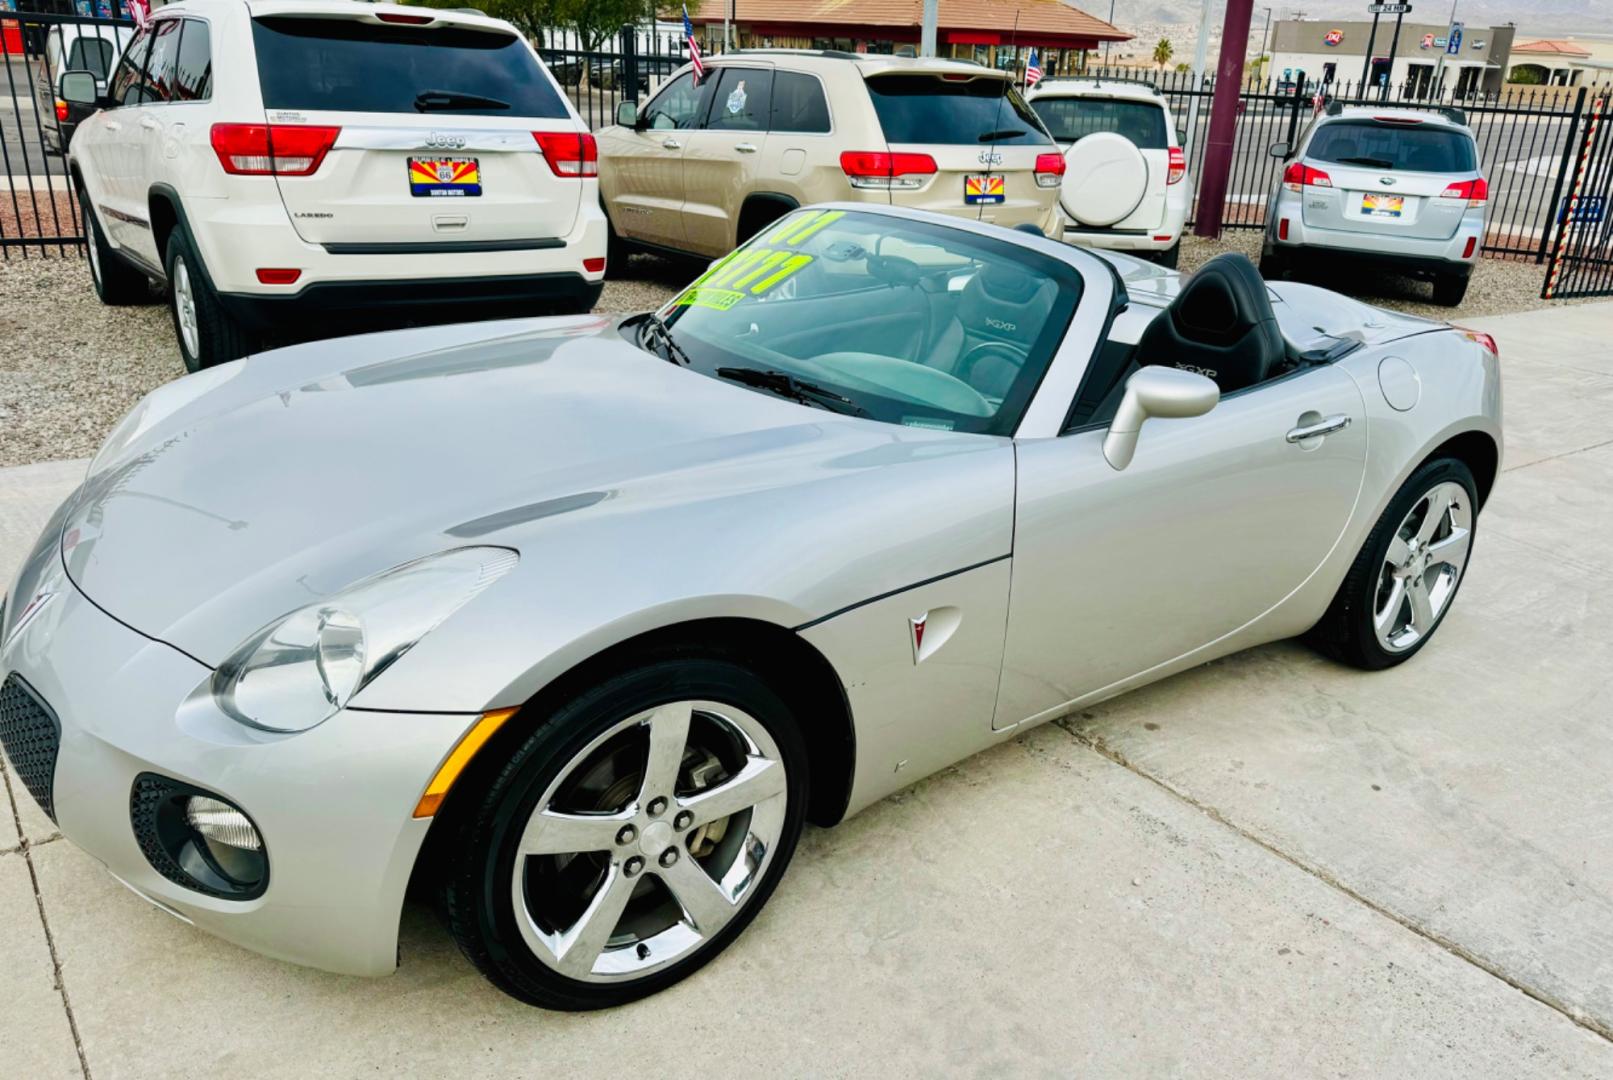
[[1282, 160, 1331, 192], [376, 11, 433, 23], [1034, 152, 1065, 188], [839, 150, 938, 190], [1456, 327, 1498, 357], [1462, 236, 1477, 259], [211, 123, 340, 176], [1166, 145, 1186, 185], [254, 268, 302, 285], [534, 131, 598, 178], [55, 98, 68, 123], [1278, 217, 1290, 240], [1440, 177, 1487, 207], [583, 256, 605, 274]]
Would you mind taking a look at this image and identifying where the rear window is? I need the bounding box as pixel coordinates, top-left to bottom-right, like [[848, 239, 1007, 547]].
[[1307, 119, 1476, 173], [865, 75, 1051, 146], [66, 36, 117, 79], [250, 17, 567, 117], [1030, 97, 1168, 149]]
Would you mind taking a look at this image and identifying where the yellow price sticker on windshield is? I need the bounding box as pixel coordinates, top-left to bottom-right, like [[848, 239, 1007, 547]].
[[674, 246, 814, 306], [676, 287, 745, 311]]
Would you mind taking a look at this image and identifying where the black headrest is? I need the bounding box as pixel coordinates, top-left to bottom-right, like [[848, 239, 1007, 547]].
[[1135, 253, 1284, 393], [959, 264, 1054, 348]]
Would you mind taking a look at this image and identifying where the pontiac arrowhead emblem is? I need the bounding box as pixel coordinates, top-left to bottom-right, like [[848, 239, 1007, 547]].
[[910, 614, 927, 663]]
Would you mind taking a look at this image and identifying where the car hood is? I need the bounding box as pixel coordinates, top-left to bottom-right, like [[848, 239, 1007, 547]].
[[61, 316, 1007, 666]]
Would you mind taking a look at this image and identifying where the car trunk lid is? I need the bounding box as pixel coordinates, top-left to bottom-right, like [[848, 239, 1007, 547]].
[[246, 11, 583, 248], [1296, 118, 1478, 240]]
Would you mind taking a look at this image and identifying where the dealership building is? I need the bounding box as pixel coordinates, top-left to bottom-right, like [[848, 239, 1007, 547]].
[[1268, 18, 1516, 97]]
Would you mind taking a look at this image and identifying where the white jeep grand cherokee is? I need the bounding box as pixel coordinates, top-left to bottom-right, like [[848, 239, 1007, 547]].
[[63, 0, 606, 370]]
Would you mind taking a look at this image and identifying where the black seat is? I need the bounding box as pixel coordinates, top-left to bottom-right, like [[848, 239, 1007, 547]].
[[1133, 252, 1285, 394]]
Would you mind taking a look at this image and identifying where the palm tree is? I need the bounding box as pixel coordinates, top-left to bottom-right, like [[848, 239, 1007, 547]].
[[1153, 38, 1174, 70]]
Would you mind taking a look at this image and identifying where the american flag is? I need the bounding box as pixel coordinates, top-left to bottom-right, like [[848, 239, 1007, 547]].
[[127, 0, 151, 28], [1024, 49, 1043, 87], [684, 5, 704, 84]]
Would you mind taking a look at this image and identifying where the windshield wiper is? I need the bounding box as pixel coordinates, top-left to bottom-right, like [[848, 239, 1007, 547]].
[[1335, 155, 1395, 169], [414, 89, 511, 112], [977, 129, 1029, 143], [637, 312, 693, 366], [715, 367, 865, 416]]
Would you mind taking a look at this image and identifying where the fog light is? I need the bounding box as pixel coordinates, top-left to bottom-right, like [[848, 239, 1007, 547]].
[[131, 775, 269, 900]]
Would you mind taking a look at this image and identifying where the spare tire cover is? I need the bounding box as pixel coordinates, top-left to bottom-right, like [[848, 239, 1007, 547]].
[[1061, 131, 1149, 227]]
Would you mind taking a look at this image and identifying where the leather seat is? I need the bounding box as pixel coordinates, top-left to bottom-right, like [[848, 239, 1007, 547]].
[[926, 264, 1057, 399], [1133, 252, 1286, 394]]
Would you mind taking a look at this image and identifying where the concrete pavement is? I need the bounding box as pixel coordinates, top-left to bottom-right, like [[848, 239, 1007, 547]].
[[3, 303, 1613, 1077]]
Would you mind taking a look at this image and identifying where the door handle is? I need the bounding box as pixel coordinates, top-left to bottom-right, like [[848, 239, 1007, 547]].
[[1286, 414, 1352, 443], [661, 137, 681, 150], [139, 115, 161, 130], [734, 142, 757, 154]]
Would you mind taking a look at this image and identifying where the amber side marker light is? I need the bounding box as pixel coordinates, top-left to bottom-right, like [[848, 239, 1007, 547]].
[[413, 707, 519, 818]]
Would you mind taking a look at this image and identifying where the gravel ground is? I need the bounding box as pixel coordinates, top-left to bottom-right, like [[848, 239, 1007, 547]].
[[0, 235, 1581, 468]]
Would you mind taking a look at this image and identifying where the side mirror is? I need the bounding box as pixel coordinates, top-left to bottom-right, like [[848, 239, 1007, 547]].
[[59, 70, 98, 107], [1103, 366, 1219, 471], [1176, 126, 1187, 146], [615, 100, 639, 128], [1267, 139, 1289, 159]]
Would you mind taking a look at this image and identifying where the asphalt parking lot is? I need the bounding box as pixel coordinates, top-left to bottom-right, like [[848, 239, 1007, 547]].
[[3, 292, 1612, 1076]]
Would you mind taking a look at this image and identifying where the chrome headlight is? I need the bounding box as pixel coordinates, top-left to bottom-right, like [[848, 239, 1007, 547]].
[[88, 363, 243, 478], [211, 546, 518, 733]]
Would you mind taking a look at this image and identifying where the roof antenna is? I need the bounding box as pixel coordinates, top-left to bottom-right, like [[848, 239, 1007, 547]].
[[979, 10, 1020, 222]]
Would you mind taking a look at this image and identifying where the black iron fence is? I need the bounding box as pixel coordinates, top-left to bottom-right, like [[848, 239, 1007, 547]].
[[3, 7, 1610, 278]]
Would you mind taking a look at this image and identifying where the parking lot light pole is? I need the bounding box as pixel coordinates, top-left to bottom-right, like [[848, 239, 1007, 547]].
[[922, 0, 937, 56], [1193, 0, 1257, 237]]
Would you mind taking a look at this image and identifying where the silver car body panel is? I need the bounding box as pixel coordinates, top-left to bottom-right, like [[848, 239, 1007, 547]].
[[1, 203, 1500, 974]]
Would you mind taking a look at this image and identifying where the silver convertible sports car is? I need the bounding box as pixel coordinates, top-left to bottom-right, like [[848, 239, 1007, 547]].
[[0, 206, 1500, 1010]]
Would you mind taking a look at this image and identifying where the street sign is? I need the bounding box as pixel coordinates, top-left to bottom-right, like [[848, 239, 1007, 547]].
[[1446, 22, 1463, 54], [1367, 3, 1412, 13]]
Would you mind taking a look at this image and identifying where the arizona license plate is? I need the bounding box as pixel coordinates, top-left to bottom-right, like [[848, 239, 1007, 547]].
[[1361, 193, 1404, 218], [964, 174, 1005, 205], [409, 157, 481, 197]]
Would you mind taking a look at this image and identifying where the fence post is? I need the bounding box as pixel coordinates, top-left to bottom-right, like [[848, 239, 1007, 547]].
[[1537, 86, 1588, 265], [1285, 77, 1306, 150], [620, 24, 638, 106]]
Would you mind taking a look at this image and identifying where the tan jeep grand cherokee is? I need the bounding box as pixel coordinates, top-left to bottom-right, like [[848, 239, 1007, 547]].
[[598, 50, 1065, 264]]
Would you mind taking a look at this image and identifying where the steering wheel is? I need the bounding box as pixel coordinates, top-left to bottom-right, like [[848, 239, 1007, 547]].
[[956, 340, 1030, 392]]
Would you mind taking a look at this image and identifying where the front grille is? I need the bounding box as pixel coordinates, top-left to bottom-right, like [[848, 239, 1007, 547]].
[[0, 674, 61, 823]]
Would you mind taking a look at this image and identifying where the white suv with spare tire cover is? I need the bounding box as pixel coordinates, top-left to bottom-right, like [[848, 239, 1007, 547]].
[[1026, 78, 1190, 268], [62, 0, 606, 370]]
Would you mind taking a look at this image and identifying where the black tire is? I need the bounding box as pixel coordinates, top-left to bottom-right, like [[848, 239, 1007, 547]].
[[164, 226, 251, 372], [1432, 271, 1469, 307], [439, 654, 809, 1010], [1258, 251, 1287, 280], [79, 189, 151, 306], [1306, 456, 1478, 671], [1155, 242, 1181, 270]]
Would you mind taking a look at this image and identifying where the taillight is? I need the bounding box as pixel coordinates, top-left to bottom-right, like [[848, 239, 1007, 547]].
[[1166, 145, 1186, 185], [55, 98, 68, 123], [1462, 236, 1477, 259], [583, 256, 605, 274], [1282, 160, 1331, 192], [1034, 152, 1065, 188], [534, 131, 598, 178], [1456, 327, 1498, 357], [254, 268, 302, 285], [1278, 217, 1290, 241], [839, 151, 937, 190], [210, 123, 340, 176], [376, 11, 433, 23], [1440, 177, 1487, 207]]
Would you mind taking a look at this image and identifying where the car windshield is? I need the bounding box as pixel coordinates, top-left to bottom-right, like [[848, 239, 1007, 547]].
[[250, 17, 567, 117], [866, 74, 1052, 146], [1307, 119, 1476, 172], [647, 210, 1082, 435], [1030, 97, 1168, 148]]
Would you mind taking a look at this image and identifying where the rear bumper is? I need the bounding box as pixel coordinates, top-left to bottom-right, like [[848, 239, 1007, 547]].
[[1265, 191, 1482, 276], [218, 272, 605, 334], [1268, 241, 1474, 279]]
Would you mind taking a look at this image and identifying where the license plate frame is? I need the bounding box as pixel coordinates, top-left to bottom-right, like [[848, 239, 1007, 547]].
[[409, 156, 482, 198], [1360, 193, 1404, 218], [964, 173, 1005, 205]]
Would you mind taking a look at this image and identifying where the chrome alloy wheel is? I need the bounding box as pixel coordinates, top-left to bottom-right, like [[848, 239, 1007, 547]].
[[172, 256, 199, 359], [1374, 480, 1472, 653], [510, 700, 788, 983]]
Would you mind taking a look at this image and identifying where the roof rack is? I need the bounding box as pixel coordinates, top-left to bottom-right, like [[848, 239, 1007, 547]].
[[1438, 106, 1468, 126], [723, 48, 864, 61], [1323, 95, 1343, 115]]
